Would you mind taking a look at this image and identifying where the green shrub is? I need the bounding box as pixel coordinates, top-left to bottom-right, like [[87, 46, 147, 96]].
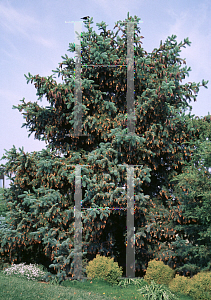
[[86, 254, 123, 286], [188, 271, 211, 300], [144, 259, 175, 287], [169, 271, 211, 300], [168, 274, 192, 295]]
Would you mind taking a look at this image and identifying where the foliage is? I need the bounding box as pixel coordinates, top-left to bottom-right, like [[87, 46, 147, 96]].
[[0, 262, 10, 272], [0, 188, 9, 218], [137, 279, 180, 299], [0, 192, 57, 277], [188, 271, 211, 300], [169, 271, 211, 300], [85, 254, 123, 286], [0, 12, 209, 285], [168, 117, 211, 277], [116, 276, 147, 288], [168, 274, 192, 294], [143, 258, 175, 286], [0, 188, 11, 246]]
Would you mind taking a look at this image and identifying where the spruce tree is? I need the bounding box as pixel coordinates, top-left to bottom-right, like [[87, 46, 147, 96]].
[[0, 13, 209, 283], [168, 115, 211, 277]]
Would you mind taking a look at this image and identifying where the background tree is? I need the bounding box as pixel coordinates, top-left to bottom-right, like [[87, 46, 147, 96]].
[[167, 115, 211, 277], [0, 13, 209, 283]]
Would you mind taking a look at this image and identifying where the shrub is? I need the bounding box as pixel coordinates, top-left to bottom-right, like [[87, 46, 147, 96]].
[[168, 274, 192, 295], [86, 254, 123, 286], [144, 259, 175, 287], [169, 271, 211, 300], [188, 271, 211, 300]]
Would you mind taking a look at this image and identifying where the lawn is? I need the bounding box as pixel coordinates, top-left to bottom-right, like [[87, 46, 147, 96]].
[[0, 263, 194, 300], [0, 269, 113, 300]]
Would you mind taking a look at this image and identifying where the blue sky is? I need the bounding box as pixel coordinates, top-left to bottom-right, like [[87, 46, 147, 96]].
[[0, 0, 210, 188]]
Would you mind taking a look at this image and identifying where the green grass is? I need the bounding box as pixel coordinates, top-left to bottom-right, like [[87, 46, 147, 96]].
[[0, 270, 112, 300], [59, 276, 194, 300], [0, 267, 194, 300]]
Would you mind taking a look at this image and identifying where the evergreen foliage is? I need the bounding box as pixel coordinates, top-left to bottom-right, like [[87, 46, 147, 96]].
[[0, 12, 209, 284], [169, 117, 211, 277]]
